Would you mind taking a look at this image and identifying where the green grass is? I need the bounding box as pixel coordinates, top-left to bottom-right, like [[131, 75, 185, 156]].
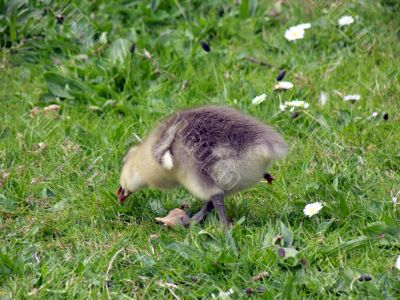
[[1, 0, 400, 298]]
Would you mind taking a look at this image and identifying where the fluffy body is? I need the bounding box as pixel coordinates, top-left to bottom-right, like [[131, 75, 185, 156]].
[[119, 106, 287, 224]]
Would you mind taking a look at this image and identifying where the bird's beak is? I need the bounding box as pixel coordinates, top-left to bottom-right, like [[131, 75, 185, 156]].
[[116, 186, 131, 203]]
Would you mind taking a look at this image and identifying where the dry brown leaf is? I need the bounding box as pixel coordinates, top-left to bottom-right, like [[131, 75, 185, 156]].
[[143, 49, 152, 59], [149, 234, 160, 240], [0, 170, 10, 188], [1, 171, 10, 180], [38, 142, 46, 150], [155, 208, 189, 227], [28, 288, 39, 296], [43, 104, 61, 113], [31, 177, 42, 184], [62, 138, 81, 152], [251, 271, 270, 281], [31, 142, 47, 154], [29, 107, 41, 117], [180, 80, 189, 90], [29, 105, 61, 118], [157, 281, 178, 289]]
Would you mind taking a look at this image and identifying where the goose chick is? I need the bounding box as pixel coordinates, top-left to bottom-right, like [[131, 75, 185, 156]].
[[117, 106, 287, 226]]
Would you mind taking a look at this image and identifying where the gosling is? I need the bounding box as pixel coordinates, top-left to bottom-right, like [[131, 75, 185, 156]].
[[117, 106, 287, 226]]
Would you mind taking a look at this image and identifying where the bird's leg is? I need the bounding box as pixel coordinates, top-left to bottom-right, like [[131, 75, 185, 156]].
[[190, 200, 214, 223], [210, 193, 228, 227], [264, 173, 274, 184]]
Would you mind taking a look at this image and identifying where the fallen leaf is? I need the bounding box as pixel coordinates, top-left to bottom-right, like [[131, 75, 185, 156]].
[[31, 177, 47, 185], [43, 104, 61, 113], [149, 234, 160, 240], [143, 49, 152, 59], [157, 281, 178, 289], [1, 171, 10, 180], [38, 142, 46, 150], [29, 105, 61, 118], [31, 142, 47, 154], [155, 208, 189, 227], [29, 107, 41, 117], [251, 271, 270, 281], [62, 138, 80, 152], [28, 288, 39, 296]]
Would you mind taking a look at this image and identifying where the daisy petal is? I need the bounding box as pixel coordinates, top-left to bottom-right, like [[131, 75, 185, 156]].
[[285, 26, 305, 41], [338, 15, 355, 27], [303, 202, 323, 217], [274, 81, 294, 90], [252, 94, 267, 105], [343, 94, 361, 101]]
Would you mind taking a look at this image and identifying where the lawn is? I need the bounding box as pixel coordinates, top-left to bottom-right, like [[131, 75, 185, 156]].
[[1, 0, 400, 298]]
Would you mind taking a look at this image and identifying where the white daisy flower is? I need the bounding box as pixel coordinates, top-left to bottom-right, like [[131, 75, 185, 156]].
[[274, 81, 294, 91], [343, 94, 361, 102], [396, 255, 400, 270], [338, 15, 355, 27], [319, 91, 328, 106], [303, 202, 323, 217], [284, 26, 305, 41], [211, 288, 234, 300], [279, 104, 287, 111], [252, 94, 267, 105], [280, 100, 310, 112], [289, 100, 309, 108], [284, 23, 311, 41]]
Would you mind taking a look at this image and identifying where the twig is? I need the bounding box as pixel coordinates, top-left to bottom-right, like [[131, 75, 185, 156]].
[[244, 56, 274, 68], [157, 281, 180, 300], [167, 287, 181, 300], [105, 248, 125, 299], [132, 132, 142, 142]]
